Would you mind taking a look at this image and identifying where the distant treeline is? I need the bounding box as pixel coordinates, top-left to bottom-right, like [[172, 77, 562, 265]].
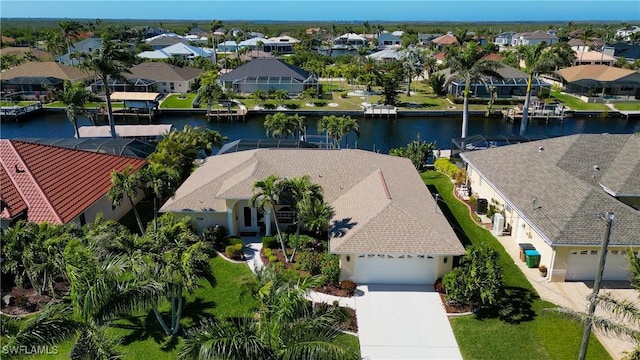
[[1, 18, 632, 43]]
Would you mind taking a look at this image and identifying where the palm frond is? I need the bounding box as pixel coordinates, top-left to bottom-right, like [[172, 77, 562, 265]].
[[547, 307, 640, 342]]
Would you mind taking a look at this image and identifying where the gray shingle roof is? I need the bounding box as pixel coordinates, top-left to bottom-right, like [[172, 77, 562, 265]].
[[219, 58, 310, 82], [127, 62, 203, 82], [161, 149, 464, 255], [461, 134, 640, 246]]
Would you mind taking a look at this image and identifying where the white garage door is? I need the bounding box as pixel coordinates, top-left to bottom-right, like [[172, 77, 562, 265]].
[[566, 249, 631, 281], [354, 254, 437, 285]]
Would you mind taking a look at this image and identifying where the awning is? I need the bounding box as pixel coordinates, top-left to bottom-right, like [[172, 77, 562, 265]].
[[78, 125, 174, 138]]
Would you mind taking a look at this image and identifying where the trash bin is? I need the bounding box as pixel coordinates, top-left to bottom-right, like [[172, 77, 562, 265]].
[[525, 250, 541, 268], [518, 243, 536, 262], [476, 198, 488, 214]]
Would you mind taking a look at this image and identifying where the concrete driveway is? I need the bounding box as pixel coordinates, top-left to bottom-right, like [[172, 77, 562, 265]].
[[356, 284, 462, 360]]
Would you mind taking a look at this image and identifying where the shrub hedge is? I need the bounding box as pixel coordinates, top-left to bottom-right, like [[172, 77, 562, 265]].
[[434, 158, 460, 179], [261, 236, 280, 249], [225, 243, 244, 260], [321, 253, 340, 286]]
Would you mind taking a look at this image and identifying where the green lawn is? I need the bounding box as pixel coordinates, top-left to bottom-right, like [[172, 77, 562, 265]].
[[159, 93, 198, 109], [29, 256, 260, 360], [44, 101, 124, 109], [0, 101, 38, 106], [612, 102, 640, 111], [550, 91, 609, 111], [421, 170, 611, 360]]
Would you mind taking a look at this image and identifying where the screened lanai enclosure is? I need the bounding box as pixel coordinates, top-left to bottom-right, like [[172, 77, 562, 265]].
[[446, 65, 551, 98], [218, 58, 318, 95], [16, 138, 156, 158], [450, 134, 557, 158], [227, 75, 318, 95]]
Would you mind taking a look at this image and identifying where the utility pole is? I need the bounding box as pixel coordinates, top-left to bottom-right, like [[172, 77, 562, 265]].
[[578, 212, 614, 360]]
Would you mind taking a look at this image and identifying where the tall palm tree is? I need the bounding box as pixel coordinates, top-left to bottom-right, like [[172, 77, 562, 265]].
[[317, 115, 342, 148], [278, 176, 324, 262], [47, 80, 94, 139], [179, 266, 358, 360], [139, 162, 180, 231], [338, 115, 360, 149], [58, 20, 83, 65], [264, 112, 293, 139], [108, 165, 145, 234], [75, 37, 134, 139], [517, 42, 564, 135], [401, 45, 427, 96], [44, 30, 66, 61], [142, 213, 212, 336], [250, 175, 288, 259], [445, 42, 502, 139]]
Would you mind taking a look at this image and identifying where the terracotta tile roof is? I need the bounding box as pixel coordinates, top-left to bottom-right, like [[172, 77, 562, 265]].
[[431, 34, 458, 46], [482, 53, 503, 61], [0, 165, 27, 219], [0, 140, 146, 224], [161, 149, 464, 255], [433, 52, 446, 61], [1, 36, 16, 44], [556, 65, 640, 83], [0, 61, 92, 82]]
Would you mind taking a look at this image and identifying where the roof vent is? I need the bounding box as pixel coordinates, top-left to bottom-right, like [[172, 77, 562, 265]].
[[593, 165, 600, 171], [538, 146, 544, 152]]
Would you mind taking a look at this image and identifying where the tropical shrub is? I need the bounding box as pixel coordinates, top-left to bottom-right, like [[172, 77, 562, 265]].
[[434, 158, 460, 179], [261, 236, 279, 249], [295, 250, 323, 275], [321, 253, 341, 286], [228, 236, 243, 246], [442, 243, 504, 311], [203, 225, 228, 247], [340, 91, 349, 98], [225, 243, 244, 260]]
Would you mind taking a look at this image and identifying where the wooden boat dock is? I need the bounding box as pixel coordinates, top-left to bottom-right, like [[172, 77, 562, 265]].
[[206, 101, 247, 121], [0, 102, 43, 122], [363, 104, 397, 118], [502, 102, 573, 123]]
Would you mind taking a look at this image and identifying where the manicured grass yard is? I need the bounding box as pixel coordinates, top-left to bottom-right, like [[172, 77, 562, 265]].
[[29, 256, 259, 359], [421, 170, 611, 360], [550, 91, 609, 111], [159, 93, 198, 109], [613, 102, 640, 111]]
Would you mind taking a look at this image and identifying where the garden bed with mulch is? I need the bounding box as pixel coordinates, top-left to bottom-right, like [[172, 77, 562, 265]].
[[1, 281, 69, 316], [434, 278, 472, 314]]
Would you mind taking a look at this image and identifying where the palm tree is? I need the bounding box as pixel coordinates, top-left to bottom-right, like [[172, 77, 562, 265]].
[[338, 115, 360, 149], [58, 20, 83, 65], [75, 37, 134, 139], [44, 30, 66, 61], [273, 89, 290, 108], [47, 80, 94, 139], [179, 266, 358, 360], [264, 112, 293, 139], [142, 213, 212, 336], [278, 176, 324, 262], [317, 115, 341, 148], [517, 42, 565, 135], [139, 162, 180, 231], [108, 165, 145, 234], [445, 42, 502, 139], [251, 89, 268, 107], [250, 175, 288, 259], [401, 45, 427, 96]]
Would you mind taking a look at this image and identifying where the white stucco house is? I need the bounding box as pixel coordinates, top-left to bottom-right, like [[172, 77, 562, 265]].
[[160, 149, 465, 285], [460, 134, 640, 282], [137, 43, 215, 63]]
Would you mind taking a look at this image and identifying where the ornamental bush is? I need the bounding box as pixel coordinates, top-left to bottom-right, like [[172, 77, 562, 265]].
[[261, 236, 279, 249], [434, 158, 460, 179], [321, 253, 340, 286], [203, 225, 228, 248], [225, 243, 244, 260], [295, 250, 323, 275]]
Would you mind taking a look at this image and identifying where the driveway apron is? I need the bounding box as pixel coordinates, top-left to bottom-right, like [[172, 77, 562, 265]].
[[356, 284, 462, 360]]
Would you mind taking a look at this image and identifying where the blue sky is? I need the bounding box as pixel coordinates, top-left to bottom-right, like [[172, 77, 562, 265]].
[[1, 0, 638, 21]]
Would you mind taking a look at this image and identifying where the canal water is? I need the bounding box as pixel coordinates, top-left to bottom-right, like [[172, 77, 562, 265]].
[[1, 112, 639, 153]]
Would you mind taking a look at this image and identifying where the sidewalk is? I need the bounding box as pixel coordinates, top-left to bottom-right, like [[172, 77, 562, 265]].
[[241, 236, 356, 309]]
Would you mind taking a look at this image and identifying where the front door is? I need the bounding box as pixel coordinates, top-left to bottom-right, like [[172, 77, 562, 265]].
[[240, 206, 256, 231]]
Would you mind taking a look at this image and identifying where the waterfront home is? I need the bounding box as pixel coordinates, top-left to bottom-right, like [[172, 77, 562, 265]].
[[446, 65, 550, 98], [604, 42, 640, 61], [511, 30, 559, 46], [160, 149, 465, 285], [555, 64, 640, 100], [0, 61, 93, 97], [367, 49, 402, 62], [572, 49, 616, 66], [0, 140, 146, 230], [494, 32, 515, 47], [460, 134, 640, 282], [376, 31, 402, 50], [137, 43, 215, 63], [57, 37, 102, 65], [89, 62, 203, 94], [217, 57, 318, 96], [615, 25, 640, 42]]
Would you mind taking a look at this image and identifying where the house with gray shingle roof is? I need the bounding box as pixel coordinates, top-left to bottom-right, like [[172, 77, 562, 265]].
[[90, 62, 204, 94], [460, 134, 640, 282], [160, 149, 464, 285], [217, 58, 318, 95], [511, 30, 559, 46], [447, 65, 550, 98]]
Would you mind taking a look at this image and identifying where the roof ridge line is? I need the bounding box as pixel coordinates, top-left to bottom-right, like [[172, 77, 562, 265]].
[[1, 141, 63, 223]]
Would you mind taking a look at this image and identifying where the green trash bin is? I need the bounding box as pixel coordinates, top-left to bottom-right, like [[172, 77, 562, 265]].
[[525, 250, 541, 268]]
